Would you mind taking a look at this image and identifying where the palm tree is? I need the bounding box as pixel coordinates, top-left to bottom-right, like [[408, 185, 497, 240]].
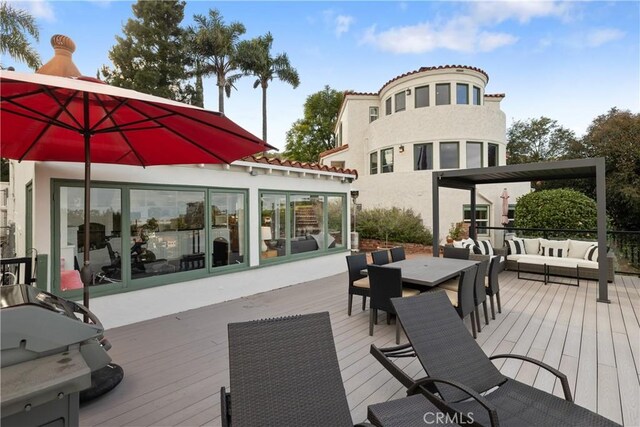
[[0, 2, 41, 70], [189, 9, 245, 114], [237, 32, 300, 143]]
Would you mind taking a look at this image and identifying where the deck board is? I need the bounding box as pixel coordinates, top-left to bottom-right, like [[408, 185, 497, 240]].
[[80, 269, 640, 426]]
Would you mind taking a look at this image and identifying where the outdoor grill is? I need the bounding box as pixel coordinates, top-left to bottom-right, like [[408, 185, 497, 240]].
[[1, 284, 122, 426]]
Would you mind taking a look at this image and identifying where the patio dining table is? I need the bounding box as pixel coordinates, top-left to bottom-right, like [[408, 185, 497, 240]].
[[363, 256, 479, 288]]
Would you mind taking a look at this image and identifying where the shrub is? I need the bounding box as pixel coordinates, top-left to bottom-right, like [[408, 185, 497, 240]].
[[514, 189, 598, 239], [356, 207, 433, 246]]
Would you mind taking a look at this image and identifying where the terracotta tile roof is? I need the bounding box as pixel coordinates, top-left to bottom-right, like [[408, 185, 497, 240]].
[[241, 154, 358, 178], [319, 144, 349, 158], [343, 91, 377, 97], [485, 93, 506, 98], [378, 65, 489, 93]]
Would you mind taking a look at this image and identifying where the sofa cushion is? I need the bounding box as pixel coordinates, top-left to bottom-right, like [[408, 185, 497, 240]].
[[577, 259, 599, 269], [569, 239, 596, 260], [476, 240, 493, 256], [507, 238, 526, 255], [523, 238, 540, 255], [539, 239, 568, 258]]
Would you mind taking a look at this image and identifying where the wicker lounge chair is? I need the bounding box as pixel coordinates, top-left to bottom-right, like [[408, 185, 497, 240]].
[[370, 291, 621, 427], [222, 312, 376, 427]]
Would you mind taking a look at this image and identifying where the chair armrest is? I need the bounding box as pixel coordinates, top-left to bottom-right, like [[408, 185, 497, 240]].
[[220, 386, 231, 427], [493, 247, 507, 257], [408, 377, 499, 427], [489, 354, 573, 401]]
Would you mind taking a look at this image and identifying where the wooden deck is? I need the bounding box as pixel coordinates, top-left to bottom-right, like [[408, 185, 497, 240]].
[[80, 268, 640, 426]]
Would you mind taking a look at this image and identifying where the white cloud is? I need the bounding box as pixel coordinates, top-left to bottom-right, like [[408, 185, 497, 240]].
[[470, 0, 573, 24], [586, 28, 625, 47], [9, 0, 56, 22], [360, 17, 516, 54], [335, 15, 354, 37]]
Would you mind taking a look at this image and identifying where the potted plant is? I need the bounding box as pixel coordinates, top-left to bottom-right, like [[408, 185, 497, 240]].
[[447, 222, 464, 243]]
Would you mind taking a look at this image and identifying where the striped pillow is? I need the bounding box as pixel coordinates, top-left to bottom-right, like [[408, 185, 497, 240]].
[[507, 238, 525, 255], [541, 246, 566, 258], [476, 240, 494, 256], [584, 244, 598, 261]]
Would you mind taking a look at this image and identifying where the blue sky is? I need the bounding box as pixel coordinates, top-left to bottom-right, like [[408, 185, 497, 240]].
[[6, 1, 639, 151]]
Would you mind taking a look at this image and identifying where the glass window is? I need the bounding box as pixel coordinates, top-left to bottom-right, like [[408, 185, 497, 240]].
[[327, 196, 344, 249], [385, 97, 392, 115], [59, 186, 121, 291], [415, 85, 429, 108], [466, 142, 483, 168], [261, 193, 286, 259], [336, 122, 343, 147], [370, 152, 378, 175], [394, 91, 406, 112], [457, 83, 469, 104], [369, 106, 379, 123], [381, 148, 394, 173], [473, 86, 481, 105], [330, 161, 345, 169], [291, 195, 323, 243], [439, 142, 459, 169], [488, 143, 499, 167], [413, 143, 433, 170], [211, 191, 246, 268], [435, 83, 450, 105], [507, 204, 516, 230], [463, 205, 489, 236], [129, 189, 205, 279]]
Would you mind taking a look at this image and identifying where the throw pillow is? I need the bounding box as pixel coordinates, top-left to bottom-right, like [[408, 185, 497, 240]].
[[476, 240, 494, 256], [584, 244, 598, 261], [538, 239, 568, 257], [523, 238, 539, 255], [506, 238, 525, 255], [460, 238, 478, 254]]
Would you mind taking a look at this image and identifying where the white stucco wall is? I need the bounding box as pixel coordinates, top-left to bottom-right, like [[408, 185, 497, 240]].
[[9, 160, 355, 328]]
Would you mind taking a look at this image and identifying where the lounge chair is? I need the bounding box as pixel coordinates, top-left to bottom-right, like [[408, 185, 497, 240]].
[[222, 312, 376, 427], [370, 291, 621, 427]]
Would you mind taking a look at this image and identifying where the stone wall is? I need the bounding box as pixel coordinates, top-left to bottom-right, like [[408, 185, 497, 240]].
[[359, 238, 433, 255]]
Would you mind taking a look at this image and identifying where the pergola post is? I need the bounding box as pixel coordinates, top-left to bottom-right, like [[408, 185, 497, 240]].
[[432, 173, 440, 257], [596, 157, 609, 303]]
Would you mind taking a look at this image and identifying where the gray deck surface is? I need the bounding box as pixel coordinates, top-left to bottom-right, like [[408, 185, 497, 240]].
[[80, 269, 640, 426]]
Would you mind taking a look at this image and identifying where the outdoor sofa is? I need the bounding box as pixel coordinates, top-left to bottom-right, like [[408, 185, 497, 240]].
[[502, 237, 614, 282]]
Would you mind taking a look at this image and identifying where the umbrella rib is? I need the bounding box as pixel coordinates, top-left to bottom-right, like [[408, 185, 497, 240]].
[[93, 113, 175, 133], [88, 95, 129, 132], [125, 103, 232, 163], [0, 103, 79, 133], [41, 86, 85, 130]]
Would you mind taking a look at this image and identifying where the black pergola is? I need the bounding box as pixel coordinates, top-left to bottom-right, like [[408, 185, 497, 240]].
[[432, 157, 610, 303]]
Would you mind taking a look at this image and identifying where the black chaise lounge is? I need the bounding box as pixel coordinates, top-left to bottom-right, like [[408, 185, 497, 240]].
[[370, 291, 621, 427], [221, 311, 447, 427]]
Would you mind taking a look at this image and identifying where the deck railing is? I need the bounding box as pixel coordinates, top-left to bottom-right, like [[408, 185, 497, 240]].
[[478, 226, 640, 276]]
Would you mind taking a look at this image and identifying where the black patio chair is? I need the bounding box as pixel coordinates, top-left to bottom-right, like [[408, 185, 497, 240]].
[[436, 265, 479, 338], [346, 253, 370, 316], [221, 312, 373, 427], [486, 256, 505, 319], [371, 249, 390, 265], [443, 246, 470, 260], [368, 265, 419, 344], [370, 291, 621, 427], [473, 259, 490, 330], [390, 246, 406, 262]]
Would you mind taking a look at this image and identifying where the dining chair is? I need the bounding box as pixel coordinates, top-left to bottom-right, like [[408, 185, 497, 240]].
[[443, 246, 470, 260], [390, 246, 406, 262], [472, 259, 490, 332], [485, 255, 505, 319], [371, 249, 390, 265], [367, 265, 419, 344], [436, 264, 479, 338], [345, 253, 370, 316]]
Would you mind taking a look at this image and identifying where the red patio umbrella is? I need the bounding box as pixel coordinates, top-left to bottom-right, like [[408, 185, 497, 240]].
[[0, 36, 273, 311]]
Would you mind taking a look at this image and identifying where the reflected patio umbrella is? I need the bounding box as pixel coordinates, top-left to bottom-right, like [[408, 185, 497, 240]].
[[0, 35, 274, 311], [500, 188, 510, 226]]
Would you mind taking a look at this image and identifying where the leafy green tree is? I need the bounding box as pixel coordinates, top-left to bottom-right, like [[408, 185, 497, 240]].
[[100, 0, 195, 103], [283, 86, 344, 162], [514, 189, 598, 239], [579, 108, 640, 230], [0, 2, 41, 70], [507, 117, 577, 165], [236, 32, 300, 143], [189, 9, 245, 113], [356, 207, 433, 246]]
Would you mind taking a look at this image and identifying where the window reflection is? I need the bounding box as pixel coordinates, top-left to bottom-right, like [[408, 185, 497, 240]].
[[130, 189, 205, 279], [211, 192, 246, 267], [261, 194, 286, 259]]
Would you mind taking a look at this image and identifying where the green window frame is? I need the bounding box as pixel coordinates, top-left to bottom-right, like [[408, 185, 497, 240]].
[[259, 191, 347, 262], [51, 180, 250, 299], [463, 204, 489, 236]]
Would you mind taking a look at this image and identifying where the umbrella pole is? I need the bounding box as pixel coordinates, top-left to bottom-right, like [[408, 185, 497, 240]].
[[80, 95, 92, 321]]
